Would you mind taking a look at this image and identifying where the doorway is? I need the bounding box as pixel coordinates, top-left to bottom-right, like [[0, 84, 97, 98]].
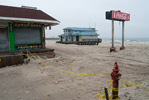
[[76, 36, 79, 42]]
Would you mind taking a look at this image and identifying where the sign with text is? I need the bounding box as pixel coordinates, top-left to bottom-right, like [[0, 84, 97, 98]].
[[112, 11, 130, 21], [106, 10, 130, 21]]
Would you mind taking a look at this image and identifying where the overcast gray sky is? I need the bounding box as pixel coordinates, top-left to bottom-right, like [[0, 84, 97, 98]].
[[0, 0, 149, 38]]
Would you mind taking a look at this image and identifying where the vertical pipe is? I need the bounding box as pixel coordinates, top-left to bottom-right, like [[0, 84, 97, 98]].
[[120, 21, 125, 50], [105, 88, 109, 100], [112, 20, 114, 48], [122, 21, 125, 47]]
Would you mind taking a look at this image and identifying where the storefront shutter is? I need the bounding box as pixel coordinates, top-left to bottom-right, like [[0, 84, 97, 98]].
[[15, 27, 41, 45]]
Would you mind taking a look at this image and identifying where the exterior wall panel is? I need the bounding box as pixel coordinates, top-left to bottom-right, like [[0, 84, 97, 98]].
[[8, 23, 15, 50], [0, 28, 9, 50], [82, 36, 98, 39], [73, 36, 76, 42]]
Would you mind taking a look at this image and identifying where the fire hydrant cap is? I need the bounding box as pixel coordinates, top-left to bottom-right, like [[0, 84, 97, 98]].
[[113, 62, 119, 71]]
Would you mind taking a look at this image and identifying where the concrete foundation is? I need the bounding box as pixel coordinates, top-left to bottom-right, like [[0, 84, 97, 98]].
[[0, 49, 55, 68], [0, 54, 25, 68], [110, 47, 116, 52], [120, 46, 125, 50]]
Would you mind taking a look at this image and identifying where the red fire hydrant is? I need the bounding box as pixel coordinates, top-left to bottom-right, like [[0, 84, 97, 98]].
[[111, 62, 121, 100]]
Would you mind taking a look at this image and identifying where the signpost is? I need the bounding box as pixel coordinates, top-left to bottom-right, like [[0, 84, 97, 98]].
[[106, 10, 130, 52]]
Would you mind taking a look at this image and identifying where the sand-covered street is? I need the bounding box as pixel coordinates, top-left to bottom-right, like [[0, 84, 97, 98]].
[[0, 40, 149, 100]]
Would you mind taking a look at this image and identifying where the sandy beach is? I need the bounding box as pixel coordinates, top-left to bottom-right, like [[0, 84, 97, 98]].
[[0, 40, 149, 100]]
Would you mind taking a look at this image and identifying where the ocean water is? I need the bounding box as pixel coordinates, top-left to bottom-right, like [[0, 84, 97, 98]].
[[102, 38, 149, 43]]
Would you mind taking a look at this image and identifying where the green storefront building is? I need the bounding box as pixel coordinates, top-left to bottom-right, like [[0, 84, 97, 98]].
[[0, 5, 59, 51]]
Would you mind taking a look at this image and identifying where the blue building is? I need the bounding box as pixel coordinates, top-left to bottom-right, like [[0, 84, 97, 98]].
[[58, 27, 101, 45]]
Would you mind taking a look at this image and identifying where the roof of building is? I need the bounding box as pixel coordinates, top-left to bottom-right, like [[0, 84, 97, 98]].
[[63, 27, 95, 31], [59, 32, 99, 36], [0, 5, 59, 25]]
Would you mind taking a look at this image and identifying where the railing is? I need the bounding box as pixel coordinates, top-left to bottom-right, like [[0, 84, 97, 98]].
[[82, 38, 102, 42]]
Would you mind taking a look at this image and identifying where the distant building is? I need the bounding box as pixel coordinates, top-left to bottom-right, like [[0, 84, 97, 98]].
[[0, 5, 59, 51], [58, 27, 101, 45]]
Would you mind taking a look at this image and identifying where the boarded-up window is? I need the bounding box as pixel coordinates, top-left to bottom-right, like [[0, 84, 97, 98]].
[[15, 27, 41, 45]]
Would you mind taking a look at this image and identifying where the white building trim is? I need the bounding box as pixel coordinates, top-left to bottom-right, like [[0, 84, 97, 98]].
[[0, 16, 59, 25]]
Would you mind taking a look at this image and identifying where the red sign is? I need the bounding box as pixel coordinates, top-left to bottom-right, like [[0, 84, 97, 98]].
[[112, 11, 130, 21]]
